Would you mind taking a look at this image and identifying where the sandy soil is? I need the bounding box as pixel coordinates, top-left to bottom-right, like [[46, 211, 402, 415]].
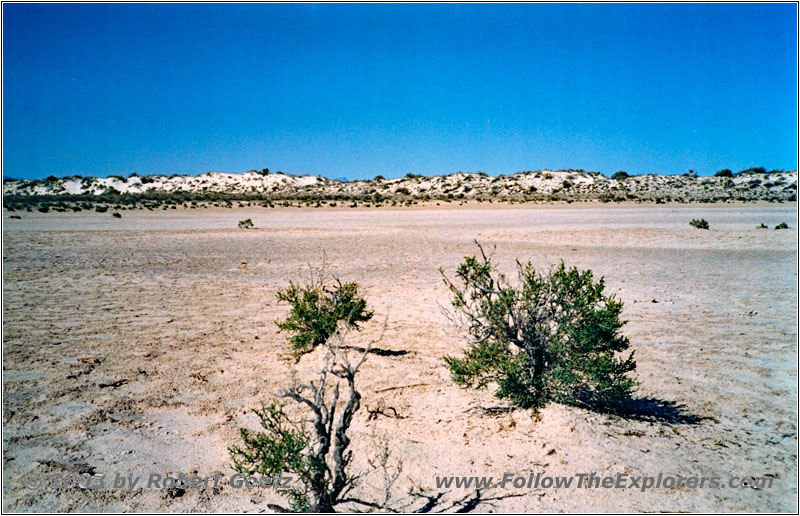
[[2, 204, 797, 512]]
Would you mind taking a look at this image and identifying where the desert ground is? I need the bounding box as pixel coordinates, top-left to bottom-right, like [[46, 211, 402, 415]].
[[2, 203, 797, 512]]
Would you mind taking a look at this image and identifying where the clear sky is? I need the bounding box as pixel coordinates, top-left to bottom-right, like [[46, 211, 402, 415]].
[[3, 3, 797, 180]]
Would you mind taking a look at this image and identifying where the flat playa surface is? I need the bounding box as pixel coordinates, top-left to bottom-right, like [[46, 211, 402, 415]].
[[2, 204, 797, 512]]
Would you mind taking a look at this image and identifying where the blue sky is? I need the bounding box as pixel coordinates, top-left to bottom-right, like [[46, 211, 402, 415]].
[[3, 3, 797, 180]]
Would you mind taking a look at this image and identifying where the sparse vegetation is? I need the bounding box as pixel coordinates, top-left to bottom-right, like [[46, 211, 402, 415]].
[[775, 222, 789, 230], [441, 243, 637, 412], [714, 169, 733, 177], [238, 218, 254, 229], [612, 171, 629, 180], [112, 212, 122, 218], [689, 218, 709, 229]]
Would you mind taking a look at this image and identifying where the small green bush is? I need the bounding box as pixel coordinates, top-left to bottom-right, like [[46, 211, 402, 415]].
[[757, 223, 768, 229], [775, 222, 789, 230], [276, 278, 373, 355], [238, 218, 254, 229], [689, 218, 709, 229], [441, 244, 637, 412], [395, 187, 410, 196], [611, 171, 629, 180], [95, 205, 108, 213], [112, 212, 122, 218], [714, 169, 733, 177]]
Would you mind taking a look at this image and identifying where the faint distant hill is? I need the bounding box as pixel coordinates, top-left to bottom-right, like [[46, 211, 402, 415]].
[[3, 168, 797, 205]]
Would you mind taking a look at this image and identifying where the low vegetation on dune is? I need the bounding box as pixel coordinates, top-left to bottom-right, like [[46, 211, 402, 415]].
[[3, 167, 797, 212]]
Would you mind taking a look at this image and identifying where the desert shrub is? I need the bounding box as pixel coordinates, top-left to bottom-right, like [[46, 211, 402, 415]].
[[394, 187, 410, 196], [611, 171, 629, 180], [276, 277, 373, 355], [231, 326, 381, 512], [238, 218, 254, 229], [740, 167, 767, 174], [758, 223, 768, 229], [714, 169, 733, 177], [405, 173, 423, 179], [95, 205, 108, 213], [689, 218, 709, 229], [112, 212, 122, 218], [373, 175, 385, 181], [37, 205, 50, 213], [562, 180, 573, 189], [775, 222, 789, 230], [441, 243, 637, 412], [257, 168, 270, 176]]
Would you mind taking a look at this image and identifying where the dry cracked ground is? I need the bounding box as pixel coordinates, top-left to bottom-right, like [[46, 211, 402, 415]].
[[2, 203, 797, 512]]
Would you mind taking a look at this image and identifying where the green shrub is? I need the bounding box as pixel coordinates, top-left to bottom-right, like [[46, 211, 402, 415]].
[[395, 187, 410, 196], [611, 171, 629, 180], [441, 243, 637, 412], [689, 218, 709, 229], [238, 218, 254, 229], [276, 278, 373, 355], [714, 169, 733, 177], [775, 222, 789, 230], [757, 223, 768, 229], [112, 212, 122, 218], [95, 205, 108, 213]]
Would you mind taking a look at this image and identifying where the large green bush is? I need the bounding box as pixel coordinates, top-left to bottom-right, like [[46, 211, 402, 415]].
[[441, 244, 637, 412], [276, 278, 373, 355]]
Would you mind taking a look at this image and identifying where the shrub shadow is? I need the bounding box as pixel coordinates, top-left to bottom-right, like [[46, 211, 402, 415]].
[[409, 489, 525, 513], [617, 397, 706, 425], [342, 345, 409, 357]]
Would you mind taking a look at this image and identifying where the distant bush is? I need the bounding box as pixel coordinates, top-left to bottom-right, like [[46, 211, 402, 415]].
[[775, 222, 789, 230], [611, 171, 629, 180], [373, 175, 385, 181], [112, 212, 122, 218], [757, 223, 768, 229], [395, 187, 410, 196], [257, 168, 270, 176], [95, 205, 108, 213], [45, 176, 59, 182], [441, 243, 637, 412], [714, 169, 733, 177], [238, 218, 254, 229], [276, 277, 373, 356], [689, 218, 709, 229], [405, 173, 423, 179], [740, 167, 767, 175], [562, 180, 573, 189]]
